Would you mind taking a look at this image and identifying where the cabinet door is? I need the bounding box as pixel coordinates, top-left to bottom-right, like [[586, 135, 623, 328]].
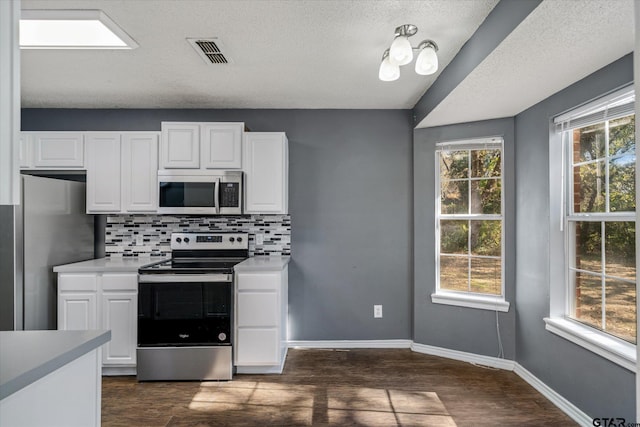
[[101, 292, 137, 366], [237, 292, 279, 327], [19, 133, 33, 169], [160, 123, 200, 168], [235, 328, 279, 365], [33, 132, 84, 168], [244, 133, 288, 214], [58, 293, 97, 331], [121, 133, 158, 212], [201, 123, 243, 169], [86, 133, 122, 213]]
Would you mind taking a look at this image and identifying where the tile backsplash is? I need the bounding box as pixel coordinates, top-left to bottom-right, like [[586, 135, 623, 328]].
[[105, 214, 291, 258]]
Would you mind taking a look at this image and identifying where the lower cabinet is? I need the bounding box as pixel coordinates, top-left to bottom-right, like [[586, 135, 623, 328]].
[[58, 272, 137, 374], [234, 266, 288, 373]]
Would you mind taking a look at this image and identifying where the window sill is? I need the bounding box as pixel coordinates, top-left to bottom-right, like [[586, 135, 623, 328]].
[[431, 292, 510, 312], [544, 317, 636, 372]]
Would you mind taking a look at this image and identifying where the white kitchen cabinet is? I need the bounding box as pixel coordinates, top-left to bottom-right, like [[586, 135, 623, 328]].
[[235, 265, 288, 373], [201, 123, 243, 169], [160, 122, 243, 170], [58, 272, 138, 373], [32, 132, 85, 168], [86, 132, 158, 214], [160, 122, 200, 168], [100, 273, 138, 366], [58, 273, 98, 331], [86, 133, 122, 213], [121, 133, 159, 212], [19, 133, 32, 168], [243, 132, 288, 214], [58, 293, 98, 331]]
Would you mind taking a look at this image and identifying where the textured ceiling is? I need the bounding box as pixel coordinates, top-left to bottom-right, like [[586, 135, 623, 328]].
[[20, 0, 498, 109], [417, 0, 635, 128]]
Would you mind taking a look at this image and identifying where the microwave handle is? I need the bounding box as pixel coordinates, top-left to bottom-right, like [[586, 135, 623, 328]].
[[214, 178, 220, 213]]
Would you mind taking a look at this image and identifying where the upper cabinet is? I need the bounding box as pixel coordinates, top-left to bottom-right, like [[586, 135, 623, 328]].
[[21, 132, 84, 169], [243, 133, 289, 214], [160, 122, 243, 170], [86, 132, 159, 214]]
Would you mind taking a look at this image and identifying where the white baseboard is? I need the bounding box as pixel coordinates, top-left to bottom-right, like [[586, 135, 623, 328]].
[[410, 342, 516, 371], [102, 366, 136, 376], [513, 363, 591, 426], [236, 347, 289, 375], [287, 339, 413, 349]]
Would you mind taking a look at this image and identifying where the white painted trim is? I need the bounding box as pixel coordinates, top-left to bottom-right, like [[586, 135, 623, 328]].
[[513, 363, 592, 426], [287, 340, 413, 349], [236, 346, 288, 374], [431, 292, 510, 312], [102, 366, 136, 376], [544, 317, 636, 372], [410, 342, 515, 370]]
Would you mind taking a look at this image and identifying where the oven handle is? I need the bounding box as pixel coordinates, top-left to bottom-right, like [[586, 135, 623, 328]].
[[138, 274, 232, 283]]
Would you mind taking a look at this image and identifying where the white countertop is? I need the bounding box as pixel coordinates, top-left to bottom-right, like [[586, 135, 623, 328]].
[[53, 257, 165, 273], [0, 330, 111, 400], [234, 256, 290, 272]]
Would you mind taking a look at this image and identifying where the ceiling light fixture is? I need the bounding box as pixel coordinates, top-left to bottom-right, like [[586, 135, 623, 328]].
[[20, 10, 138, 49], [379, 24, 438, 82]]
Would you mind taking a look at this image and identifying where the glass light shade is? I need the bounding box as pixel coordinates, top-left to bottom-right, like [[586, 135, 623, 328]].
[[415, 45, 438, 75], [378, 56, 400, 81], [389, 36, 413, 66]]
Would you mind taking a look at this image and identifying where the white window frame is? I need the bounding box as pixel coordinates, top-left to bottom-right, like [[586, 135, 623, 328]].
[[431, 137, 509, 312], [545, 85, 636, 372]]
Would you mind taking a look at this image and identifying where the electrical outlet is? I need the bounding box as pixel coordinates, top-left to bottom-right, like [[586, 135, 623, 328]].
[[256, 234, 264, 245], [136, 235, 144, 246], [374, 305, 383, 318]]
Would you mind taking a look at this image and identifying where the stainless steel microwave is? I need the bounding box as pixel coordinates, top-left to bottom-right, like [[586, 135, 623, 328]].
[[157, 170, 242, 215]]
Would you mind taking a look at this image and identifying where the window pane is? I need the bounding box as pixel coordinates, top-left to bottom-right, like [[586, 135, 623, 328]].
[[574, 221, 602, 273], [470, 258, 501, 295], [471, 149, 501, 177], [605, 222, 636, 281], [440, 256, 468, 292], [609, 158, 635, 212], [573, 161, 605, 213], [470, 220, 501, 256], [470, 179, 501, 214], [440, 220, 468, 254], [605, 278, 636, 344], [573, 122, 606, 163], [608, 115, 635, 158], [573, 272, 602, 329], [440, 151, 468, 179], [440, 180, 468, 214]]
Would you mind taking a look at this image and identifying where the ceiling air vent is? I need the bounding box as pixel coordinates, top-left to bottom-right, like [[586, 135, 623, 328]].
[[187, 38, 231, 65]]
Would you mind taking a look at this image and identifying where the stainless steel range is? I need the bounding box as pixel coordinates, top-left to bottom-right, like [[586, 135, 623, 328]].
[[136, 232, 248, 381]]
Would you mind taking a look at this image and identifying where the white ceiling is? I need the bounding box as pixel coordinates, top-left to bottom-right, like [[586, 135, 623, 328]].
[[20, 0, 499, 109], [417, 0, 635, 128], [20, 0, 637, 125]]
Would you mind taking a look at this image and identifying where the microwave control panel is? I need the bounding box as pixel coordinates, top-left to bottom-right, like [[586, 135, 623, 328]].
[[220, 183, 240, 207]]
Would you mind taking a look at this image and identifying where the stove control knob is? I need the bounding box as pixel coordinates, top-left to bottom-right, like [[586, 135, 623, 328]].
[[176, 237, 182, 243], [237, 237, 243, 242], [229, 237, 235, 242], [184, 237, 190, 243], [218, 332, 227, 342]]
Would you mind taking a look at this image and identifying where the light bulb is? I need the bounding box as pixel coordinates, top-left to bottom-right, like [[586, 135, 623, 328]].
[[378, 52, 400, 81], [415, 44, 438, 75], [389, 35, 413, 66]]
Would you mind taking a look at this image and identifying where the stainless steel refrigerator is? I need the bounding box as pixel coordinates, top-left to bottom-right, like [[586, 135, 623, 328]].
[[0, 175, 94, 330]]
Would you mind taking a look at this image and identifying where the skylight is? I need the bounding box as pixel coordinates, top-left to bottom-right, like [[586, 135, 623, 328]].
[[20, 10, 138, 49]]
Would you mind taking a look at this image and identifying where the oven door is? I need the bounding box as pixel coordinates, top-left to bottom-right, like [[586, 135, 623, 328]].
[[138, 274, 232, 346]]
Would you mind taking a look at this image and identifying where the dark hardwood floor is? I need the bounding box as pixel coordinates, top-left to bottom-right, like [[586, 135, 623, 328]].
[[102, 348, 576, 426]]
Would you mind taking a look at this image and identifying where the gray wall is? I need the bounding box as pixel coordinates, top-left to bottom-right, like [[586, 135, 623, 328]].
[[0, 205, 17, 330], [515, 54, 635, 419], [21, 109, 414, 340], [413, 118, 516, 359]]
